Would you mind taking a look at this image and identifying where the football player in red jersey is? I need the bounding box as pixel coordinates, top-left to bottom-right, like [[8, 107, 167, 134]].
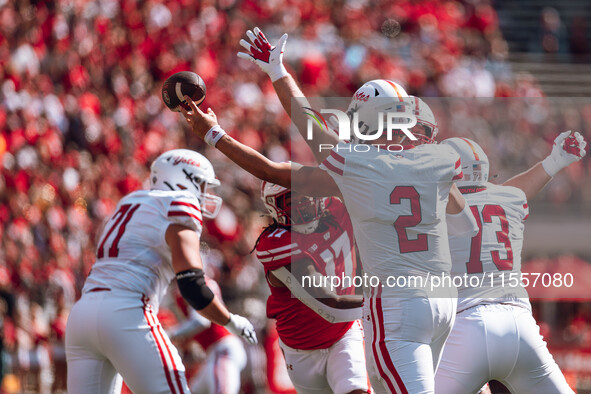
[[253, 181, 369, 394]]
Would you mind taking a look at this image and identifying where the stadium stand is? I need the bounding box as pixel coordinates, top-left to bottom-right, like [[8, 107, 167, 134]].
[[0, 0, 589, 392]]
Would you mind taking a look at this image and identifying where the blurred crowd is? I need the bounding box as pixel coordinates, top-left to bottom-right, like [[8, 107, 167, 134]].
[[0, 0, 590, 392]]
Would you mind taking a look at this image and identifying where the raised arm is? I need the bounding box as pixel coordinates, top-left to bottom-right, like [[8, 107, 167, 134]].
[[181, 97, 341, 198], [237, 27, 337, 163], [503, 131, 587, 200], [273, 74, 339, 163], [502, 163, 551, 201]]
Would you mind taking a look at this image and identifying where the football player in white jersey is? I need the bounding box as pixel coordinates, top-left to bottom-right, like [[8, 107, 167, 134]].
[[182, 74, 478, 393], [65, 149, 257, 394], [435, 133, 587, 393], [255, 181, 369, 394], [232, 28, 479, 393]]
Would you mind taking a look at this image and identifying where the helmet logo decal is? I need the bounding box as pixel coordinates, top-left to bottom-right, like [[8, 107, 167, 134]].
[[182, 169, 203, 194], [171, 156, 202, 167], [353, 91, 370, 102]]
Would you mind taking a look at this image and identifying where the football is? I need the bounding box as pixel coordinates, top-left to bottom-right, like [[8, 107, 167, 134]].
[[161, 71, 206, 112]]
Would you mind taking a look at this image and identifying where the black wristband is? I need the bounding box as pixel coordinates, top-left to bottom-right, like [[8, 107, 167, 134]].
[[176, 269, 214, 310]]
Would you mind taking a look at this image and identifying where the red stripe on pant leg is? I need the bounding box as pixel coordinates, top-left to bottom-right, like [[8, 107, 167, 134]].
[[213, 351, 223, 394], [153, 314, 186, 392], [143, 302, 178, 394], [357, 320, 372, 393], [369, 287, 398, 393], [220, 358, 230, 394], [375, 292, 408, 394]]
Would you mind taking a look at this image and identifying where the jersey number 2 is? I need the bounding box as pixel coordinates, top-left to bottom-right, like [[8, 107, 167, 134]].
[[466, 204, 513, 273], [390, 186, 428, 253], [97, 203, 141, 258]]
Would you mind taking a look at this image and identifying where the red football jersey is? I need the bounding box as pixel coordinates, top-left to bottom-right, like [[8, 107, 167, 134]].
[[255, 198, 357, 350]]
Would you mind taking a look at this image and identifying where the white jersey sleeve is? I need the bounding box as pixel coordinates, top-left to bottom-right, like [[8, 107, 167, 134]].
[[320, 142, 461, 280], [83, 189, 203, 309], [449, 183, 530, 312], [166, 193, 203, 235]]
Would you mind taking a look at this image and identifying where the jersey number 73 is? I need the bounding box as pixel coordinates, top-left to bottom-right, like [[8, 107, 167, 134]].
[[466, 204, 513, 273]]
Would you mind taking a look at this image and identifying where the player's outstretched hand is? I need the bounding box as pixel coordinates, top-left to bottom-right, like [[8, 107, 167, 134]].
[[181, 96, 218, 139], [542, 130, 588, 176], [225, 313, 258, 344], [238, 27, 288, 82]]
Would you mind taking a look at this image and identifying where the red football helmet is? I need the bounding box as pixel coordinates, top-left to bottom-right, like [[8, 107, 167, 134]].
[[261, 181, 323, 234]]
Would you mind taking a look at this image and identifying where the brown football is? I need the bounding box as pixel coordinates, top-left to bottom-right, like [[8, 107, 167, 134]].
[[161, 71, 206, 112]]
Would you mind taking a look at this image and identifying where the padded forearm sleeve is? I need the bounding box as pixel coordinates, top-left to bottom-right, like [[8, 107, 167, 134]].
[[176, 269, 214, 310], [447, 203, 479, 237]]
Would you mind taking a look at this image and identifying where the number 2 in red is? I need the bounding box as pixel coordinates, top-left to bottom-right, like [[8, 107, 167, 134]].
[[390, 186, 428, 253], [465, 204, 513, 273], [97, 203, 141, 258]]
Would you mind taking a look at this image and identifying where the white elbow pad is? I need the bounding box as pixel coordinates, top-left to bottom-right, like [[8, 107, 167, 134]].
[[271, 267, 362, 323], [447, 204, 479, 237]]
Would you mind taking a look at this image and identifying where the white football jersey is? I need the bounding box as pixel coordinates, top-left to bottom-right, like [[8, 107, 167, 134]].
[[320, 143, 462, 280], [449, 183, 530, 312], [83, 189, 203, 310]]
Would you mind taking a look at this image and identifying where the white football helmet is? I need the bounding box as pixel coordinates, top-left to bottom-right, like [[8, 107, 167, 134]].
[[150, 149, 222, 218], [345, 79, 410, 143], [345, 80, 438, 145], [261, 181, 323, 234], [441, 137, 489, 187], [410, 96, 438, 144]]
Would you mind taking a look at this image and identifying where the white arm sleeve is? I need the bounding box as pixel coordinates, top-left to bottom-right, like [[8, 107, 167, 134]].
[[271, 267, 362, 323], [168, 310, 212, 341], [446, 203, 479, 237]]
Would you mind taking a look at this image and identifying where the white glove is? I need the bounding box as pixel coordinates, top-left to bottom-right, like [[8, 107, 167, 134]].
[[541, 130, 587, 176], [238, 27, 288, 82], [225, 313, 258, 344]]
